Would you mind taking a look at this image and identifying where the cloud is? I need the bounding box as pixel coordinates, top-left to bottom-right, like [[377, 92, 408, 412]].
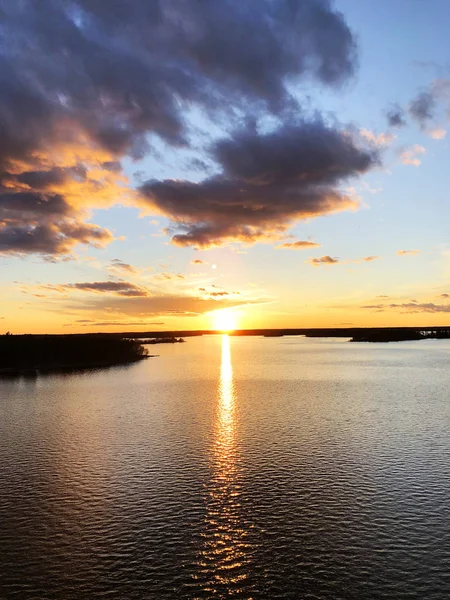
[[108, 259, 138, 275], [399, 79, 450, 133], [140, 120, 378, 247], [397, 249, 420, 256], [439, 293, 449, 298], [77, 321, 165, 327], [399, 145, 426, 166], [0, 218, 114, 256], [42, 280, 149, 297], [154, 272, 185, 281], [191, 259, 207, 265], [409, 91, 436, 125], [386, 104, 406, 128], [306, 255, 340, 267], [362, 255, 380, 262], [360, 129, 395, 147], [305, 254, 379, 266], [361, 302, 450, 314], [276, 240, 321, 250], [67, 294, 253, 318], [427, 128, 447, 140], [0, 0, 359, 255]]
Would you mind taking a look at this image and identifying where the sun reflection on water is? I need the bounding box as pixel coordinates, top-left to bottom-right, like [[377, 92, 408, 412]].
[[196, 334, 254, 596]]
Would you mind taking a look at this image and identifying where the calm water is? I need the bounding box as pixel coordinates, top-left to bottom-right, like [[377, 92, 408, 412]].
[[1, 335, 450, 599]]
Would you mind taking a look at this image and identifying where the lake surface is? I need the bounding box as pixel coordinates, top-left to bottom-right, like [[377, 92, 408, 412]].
[[1, 335, 450, 599]]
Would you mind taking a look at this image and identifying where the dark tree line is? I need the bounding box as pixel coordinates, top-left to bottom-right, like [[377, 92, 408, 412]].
[[0, 334, 148, 373]]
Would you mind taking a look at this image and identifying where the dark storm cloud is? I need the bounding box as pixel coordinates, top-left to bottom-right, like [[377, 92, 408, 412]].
[[409, 91, 435, 124], [386, 104, 406, 128], [141, 121, 378, 247]]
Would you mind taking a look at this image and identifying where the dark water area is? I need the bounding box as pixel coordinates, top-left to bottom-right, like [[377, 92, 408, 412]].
[[1, 335, 449, 599]]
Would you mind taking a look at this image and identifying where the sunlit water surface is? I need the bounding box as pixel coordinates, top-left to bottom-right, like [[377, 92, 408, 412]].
[[1, 336, 450, 599]]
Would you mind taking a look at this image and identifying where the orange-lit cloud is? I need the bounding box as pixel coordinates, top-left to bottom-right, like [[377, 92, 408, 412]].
[[399, 145, 426, 166], [38, 280, 149, 297], [360, 128, 396, 146], [276, 240, 321, 250], [141, 121, 377, 248], [428, 128, 447, 140], [306, 255, 340, 267], [397, 249, 420, 256], [362, 255, 380, 262]]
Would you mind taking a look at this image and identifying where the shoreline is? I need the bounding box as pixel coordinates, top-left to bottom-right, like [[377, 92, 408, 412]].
[[0, 355, 155, 378]]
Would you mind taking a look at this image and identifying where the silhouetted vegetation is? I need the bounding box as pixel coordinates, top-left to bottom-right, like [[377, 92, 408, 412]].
[[0, 334, 149, 375], [139, 337, 185, 345], [124, 327, 450, 340], [350, 329, 450, 343]]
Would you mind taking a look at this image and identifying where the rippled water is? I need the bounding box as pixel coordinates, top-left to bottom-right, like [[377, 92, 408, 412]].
[[1, 335, 450, 599]]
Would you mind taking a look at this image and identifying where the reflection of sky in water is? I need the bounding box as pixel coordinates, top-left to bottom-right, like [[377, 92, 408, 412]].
[[197, 335, 254, 596]]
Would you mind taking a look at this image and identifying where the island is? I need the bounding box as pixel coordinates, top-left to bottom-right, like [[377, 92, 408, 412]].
[[138, 337, 185, 345], [0, 333, 150, 376]]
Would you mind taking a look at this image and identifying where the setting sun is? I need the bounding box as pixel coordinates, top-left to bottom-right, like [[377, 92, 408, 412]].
[[211, 309, 238, 332]]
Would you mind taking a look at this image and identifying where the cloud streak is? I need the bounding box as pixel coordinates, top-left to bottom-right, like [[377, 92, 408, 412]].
[[276, 240, 321, 250], [361, 302, 450, 314], [397, 249, 420, 256], [42, 280, 149, 297]]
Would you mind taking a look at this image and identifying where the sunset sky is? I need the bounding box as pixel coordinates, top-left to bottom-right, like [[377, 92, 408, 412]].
[[1, 0, 450, 333]]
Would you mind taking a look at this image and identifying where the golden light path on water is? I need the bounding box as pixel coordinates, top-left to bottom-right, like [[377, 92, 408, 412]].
[[196, 334, 254, 596]]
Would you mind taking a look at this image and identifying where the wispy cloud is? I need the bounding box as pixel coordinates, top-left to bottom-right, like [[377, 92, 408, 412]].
[[427, 127, 447, 140], [362, 256, 380, 262], [108, 259, 139, 275], [361, 302, 450, 314], [397, 249, 420, 256], [360, 128, 396, 147], [399, 145, 426, 166], [276, 240, 321, 250], [40, 280, 150, 297]]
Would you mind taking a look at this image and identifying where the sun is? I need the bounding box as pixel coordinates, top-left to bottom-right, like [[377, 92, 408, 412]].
[[212, 309, 238, 332]]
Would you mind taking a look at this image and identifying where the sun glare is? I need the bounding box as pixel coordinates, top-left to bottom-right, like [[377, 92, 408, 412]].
[[212, 309, 238, 332]]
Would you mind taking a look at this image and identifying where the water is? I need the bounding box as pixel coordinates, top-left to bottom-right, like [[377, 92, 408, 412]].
[[0, 335, 449, 599]]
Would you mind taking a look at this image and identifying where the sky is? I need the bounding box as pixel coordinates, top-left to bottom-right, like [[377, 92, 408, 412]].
[[1, 0, 450, 333]]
